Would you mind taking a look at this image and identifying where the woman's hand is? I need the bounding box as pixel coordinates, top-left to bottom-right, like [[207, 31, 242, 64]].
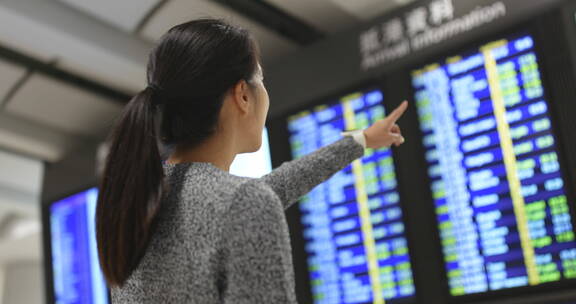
[[363, 101, 408, 149]]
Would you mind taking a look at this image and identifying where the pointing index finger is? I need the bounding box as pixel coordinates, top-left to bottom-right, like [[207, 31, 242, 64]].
[[387, 101, 408, 123]]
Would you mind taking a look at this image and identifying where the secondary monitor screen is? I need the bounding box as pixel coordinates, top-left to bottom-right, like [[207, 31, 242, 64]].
[[412, 33, 576, 296], [50, 188, 109, 304], [287, 88, 416, 304]]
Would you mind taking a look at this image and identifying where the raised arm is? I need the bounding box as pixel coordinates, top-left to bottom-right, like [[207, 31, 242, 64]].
[[260, 136, 363, 209], [261, 101, 409, 210]]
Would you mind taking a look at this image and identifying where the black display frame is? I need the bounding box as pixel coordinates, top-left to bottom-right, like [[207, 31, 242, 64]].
[[267, 4, 576, 304], [403, 9, 576, 304], [41, 186, 112, 304]]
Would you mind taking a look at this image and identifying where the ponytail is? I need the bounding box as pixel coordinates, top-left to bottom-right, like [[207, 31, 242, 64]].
[[96, 87, 165, 287], [95, 18, 261, 287]]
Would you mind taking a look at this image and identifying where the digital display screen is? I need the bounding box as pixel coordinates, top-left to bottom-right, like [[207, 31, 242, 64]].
[[412, 33, 576, 296], [50, 188, 109, 304], [287, 89, 415, 303]]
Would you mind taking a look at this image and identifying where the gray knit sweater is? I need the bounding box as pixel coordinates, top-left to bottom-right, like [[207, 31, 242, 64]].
[[111, 136, 364, 303]]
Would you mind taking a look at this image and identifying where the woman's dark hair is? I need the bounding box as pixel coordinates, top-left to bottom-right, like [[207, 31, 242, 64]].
[[96, 18, 260, 287]]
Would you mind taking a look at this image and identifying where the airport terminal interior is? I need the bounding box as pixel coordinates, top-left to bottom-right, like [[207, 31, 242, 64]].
[[1, 0, 576, 303]]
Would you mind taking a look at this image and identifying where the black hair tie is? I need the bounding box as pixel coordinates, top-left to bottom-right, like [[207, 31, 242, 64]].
[[146, 84, 166, 106]]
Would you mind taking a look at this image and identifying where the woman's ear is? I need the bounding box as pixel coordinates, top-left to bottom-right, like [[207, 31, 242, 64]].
[[232, 79, 251, 115]]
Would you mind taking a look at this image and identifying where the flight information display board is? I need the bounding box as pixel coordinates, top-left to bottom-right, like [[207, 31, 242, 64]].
[[50, 188, 109, 304], [412, 33, 576, 296], [287, 89, 415, 304]]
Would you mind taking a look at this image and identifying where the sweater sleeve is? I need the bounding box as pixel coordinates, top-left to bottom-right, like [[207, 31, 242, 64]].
[[221, 180, 297, 304], [260, 136, 364, 210]]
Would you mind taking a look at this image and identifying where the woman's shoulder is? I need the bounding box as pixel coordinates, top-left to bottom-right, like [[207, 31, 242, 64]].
[[232, 179, 279, 202], [225, 179, 283, 218]]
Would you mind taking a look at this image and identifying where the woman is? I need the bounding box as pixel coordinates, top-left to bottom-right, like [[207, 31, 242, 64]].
[[96, 18, 407, 303]]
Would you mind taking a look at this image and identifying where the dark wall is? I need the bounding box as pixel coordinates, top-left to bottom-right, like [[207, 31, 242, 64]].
[[41, 143, 98, 203]]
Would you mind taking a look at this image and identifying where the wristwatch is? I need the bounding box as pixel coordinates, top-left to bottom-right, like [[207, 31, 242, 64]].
[[340, 129, 367, 149]]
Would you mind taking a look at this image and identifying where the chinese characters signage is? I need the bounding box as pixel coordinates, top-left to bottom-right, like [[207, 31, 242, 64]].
[[360, 0, 507, 70]]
